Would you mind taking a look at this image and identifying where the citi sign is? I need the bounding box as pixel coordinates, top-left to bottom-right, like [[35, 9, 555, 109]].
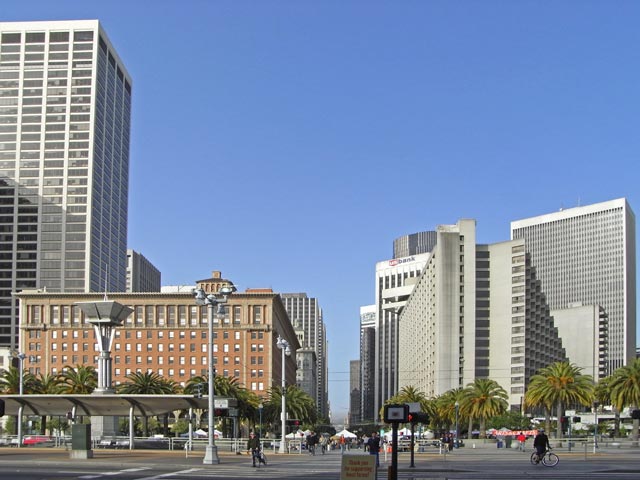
[[389, 257, 415, 266]]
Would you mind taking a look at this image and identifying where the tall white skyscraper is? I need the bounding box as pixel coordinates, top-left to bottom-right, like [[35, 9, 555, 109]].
[[0, 20, 132, 348], [374, 252, 430, 418], [511, 198, 636, 373]]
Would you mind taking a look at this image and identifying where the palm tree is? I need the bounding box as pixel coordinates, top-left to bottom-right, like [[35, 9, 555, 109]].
[[0, 365, 35, 394], [462, 379, 508, 438], [57, 365, 97, 394], [266, 385, 317, 427], [609, 358, 640, 445], [117, 371, 178, 436], [117, 371, 178, 394], [524, 362, 593, 442], [594, 375, 616, 435], [31, 372, 63, 434]]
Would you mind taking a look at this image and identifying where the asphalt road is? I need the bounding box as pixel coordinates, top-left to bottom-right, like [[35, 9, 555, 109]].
[[0, 444, 638, 480]]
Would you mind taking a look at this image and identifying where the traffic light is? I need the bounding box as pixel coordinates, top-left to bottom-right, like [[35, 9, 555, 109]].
[[560, 416, 568, 433], [286, 419, 301, 427], [573, 416, 581, 423], [408, 412, 429, 424], [214, 408, 228, 417], [0, 399, 4, 417], [631, 409, 640, 420]]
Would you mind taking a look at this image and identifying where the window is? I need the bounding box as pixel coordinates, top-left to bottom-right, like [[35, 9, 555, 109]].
[[253, 306, 262, 324]]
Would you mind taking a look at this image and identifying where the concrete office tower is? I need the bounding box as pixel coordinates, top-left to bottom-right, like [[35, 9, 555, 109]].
[[551, 304, 608, 383], [349, 359, 360, 425], [280, 293, 329, 419], [0, 21, 132, 348], [393, 231, 437, 259], [374, 252, 430, 418], [126, 249, 161, 292], [398, 220, 567, 409], [511, 198, 636, 373], [359, 304, 375, 423]]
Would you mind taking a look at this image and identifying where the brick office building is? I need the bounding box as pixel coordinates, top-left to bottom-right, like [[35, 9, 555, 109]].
[[14, 272, 299, 397]]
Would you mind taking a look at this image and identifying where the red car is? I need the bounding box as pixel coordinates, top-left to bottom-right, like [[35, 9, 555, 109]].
[[22, 436, 51, 446]]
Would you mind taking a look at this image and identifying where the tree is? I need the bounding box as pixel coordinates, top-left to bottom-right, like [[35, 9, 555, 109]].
[[0, 365, 35, 394], [462, 379, 508, 438], [117, 371, 178, 436], [31, 372, 63, 434], [117, 371, 178, 394], [524, 362, 593, 442], [57, 365, 97, 394], [594, 376, 619, 435], [265, 385, 317, 429], [609, 358, 640, 444]]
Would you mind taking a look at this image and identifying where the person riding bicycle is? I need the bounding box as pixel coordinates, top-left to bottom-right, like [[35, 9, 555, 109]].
[[533, 428, 550, 463], [247, 432, 261, 467]]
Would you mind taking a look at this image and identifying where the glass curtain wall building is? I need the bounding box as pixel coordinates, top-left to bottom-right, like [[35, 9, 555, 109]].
[[0, 20, 131, 348]]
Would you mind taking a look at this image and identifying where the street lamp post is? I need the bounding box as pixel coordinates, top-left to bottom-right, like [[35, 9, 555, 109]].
[[194, 285, 236, 465], [593, 401, 599, 453], [258, 403, 263, 440], [14, 352, 26, 448], [276, 336, 291, 454], [454, 401, 460, 447]]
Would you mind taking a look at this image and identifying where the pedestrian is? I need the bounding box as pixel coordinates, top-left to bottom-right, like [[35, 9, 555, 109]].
[[306, 431, 317, 455], [319, 433, 328, 454], [339, 435, 346, 454], [247, 432, 260, 467], [366, 432, 381, 467], [447, 433, 454, 452], [516, 432, 526, 452]]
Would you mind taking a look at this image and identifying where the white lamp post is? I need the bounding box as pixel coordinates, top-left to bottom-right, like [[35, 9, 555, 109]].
[[276, 336, 291, 454], [194, 285, 236, 465], [454, 401, 460, 446], [13, 352, 26, 448], [258, 403, 263, 439]]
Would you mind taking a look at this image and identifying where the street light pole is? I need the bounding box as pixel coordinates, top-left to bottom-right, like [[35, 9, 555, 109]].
[[258, 403, 263, 439], [276, 336, 291, 454], [194, 285, 236, 465], [454, 401, 460, 446], [16, 352, 26, 449]]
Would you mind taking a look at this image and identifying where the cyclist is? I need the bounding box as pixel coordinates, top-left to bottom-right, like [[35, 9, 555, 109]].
[[533, 428, 550, 463], [247, 432, 260, 467]]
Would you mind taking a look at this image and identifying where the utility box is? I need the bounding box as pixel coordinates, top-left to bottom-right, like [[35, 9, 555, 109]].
[[70, 424, 93, 459]]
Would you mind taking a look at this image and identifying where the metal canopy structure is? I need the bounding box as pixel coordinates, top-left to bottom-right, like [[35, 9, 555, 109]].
[[0, 394, 219, 417]]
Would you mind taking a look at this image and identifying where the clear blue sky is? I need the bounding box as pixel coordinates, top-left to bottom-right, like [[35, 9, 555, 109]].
[[4, 0, 640, 424]]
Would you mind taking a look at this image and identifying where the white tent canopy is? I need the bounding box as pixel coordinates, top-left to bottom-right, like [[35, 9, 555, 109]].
[[286, 429, 306, 438], [334, 428, 357, 439]]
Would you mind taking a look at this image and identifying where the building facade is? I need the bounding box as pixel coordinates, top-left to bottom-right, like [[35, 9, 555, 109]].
[[15, 273, 299, 397], [280, 293, 329, 419], [511, 198, 636, 372], [398, 220, 567, 409], [0, 20, 132, 349], [126, 249, 161, 293], [359, 304, 376, 423], [393, 231, 437, 259], [374, 252, 430, 418], [349, 359, 360, 425]]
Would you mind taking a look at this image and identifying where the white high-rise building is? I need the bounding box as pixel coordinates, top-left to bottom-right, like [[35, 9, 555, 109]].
[[0, 20, 132, 348], [398, 220, 567, 409], [374, 252, 430, 418], [511, 198, 636, 373]]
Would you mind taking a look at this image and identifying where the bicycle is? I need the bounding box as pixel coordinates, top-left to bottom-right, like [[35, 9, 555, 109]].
[[530, 448, 559, 467], [251, 448, 267, 467]]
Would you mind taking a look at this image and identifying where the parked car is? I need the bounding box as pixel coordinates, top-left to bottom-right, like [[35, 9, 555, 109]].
[[22, 435, 52, 446]]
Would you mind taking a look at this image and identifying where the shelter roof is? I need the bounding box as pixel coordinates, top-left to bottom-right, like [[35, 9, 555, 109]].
[[0, 394, 221, 417]]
